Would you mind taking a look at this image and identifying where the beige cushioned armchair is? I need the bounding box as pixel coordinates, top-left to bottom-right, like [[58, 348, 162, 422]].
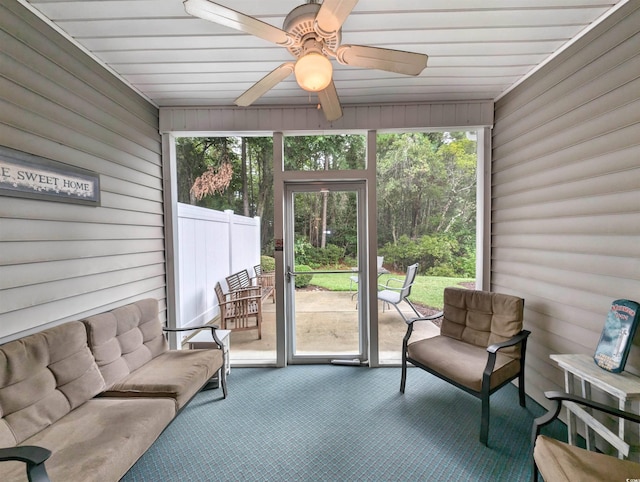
[[401, 287, 530, 445], [532, 390, 640, 481]]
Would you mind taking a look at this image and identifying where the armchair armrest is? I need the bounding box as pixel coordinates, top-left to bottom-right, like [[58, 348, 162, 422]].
[[534, 390, 640, 433], [164, 324, 224, 349], [225, 292, 262, 304], [0, 446, 51, 482], [228, 286, 262, 298], [487, 329, 531, 354], [530, 390, 640, 482], [483, 330, 531, 383], [378, 277, 405, 290], [402, 312, 444, 347], [406, 312, 444, 326]]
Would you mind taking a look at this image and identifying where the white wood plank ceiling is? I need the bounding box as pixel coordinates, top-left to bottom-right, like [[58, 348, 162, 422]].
[[23, 0, 625, 109]]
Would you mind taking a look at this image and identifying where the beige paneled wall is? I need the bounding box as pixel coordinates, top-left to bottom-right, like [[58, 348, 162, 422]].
[[0, 1, 164, 341], [492, 2, 640, 407], [159, 101, 494, 133]]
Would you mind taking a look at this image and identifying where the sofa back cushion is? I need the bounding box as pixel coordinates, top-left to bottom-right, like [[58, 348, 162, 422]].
[[440, 287, 524, 358], [0, 321, 105, 445], [82, 298, 168, 388]]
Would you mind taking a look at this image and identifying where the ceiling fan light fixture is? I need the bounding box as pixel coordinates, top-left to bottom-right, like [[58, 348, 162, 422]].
[[294, 52, 333, 92]]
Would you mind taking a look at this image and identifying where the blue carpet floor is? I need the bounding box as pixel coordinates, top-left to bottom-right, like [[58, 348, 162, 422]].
[[122, 366, 565, 481]]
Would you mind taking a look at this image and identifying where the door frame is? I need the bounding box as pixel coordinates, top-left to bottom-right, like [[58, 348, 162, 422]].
[[284, 180, 368, 364], [272, 131, 380, 367]]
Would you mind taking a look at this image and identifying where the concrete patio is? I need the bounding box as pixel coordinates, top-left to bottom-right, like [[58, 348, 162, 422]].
[[227, 290, 440, 364]]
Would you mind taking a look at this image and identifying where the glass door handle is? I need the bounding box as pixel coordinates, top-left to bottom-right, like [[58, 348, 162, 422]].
[[286, 267, 296, 283]]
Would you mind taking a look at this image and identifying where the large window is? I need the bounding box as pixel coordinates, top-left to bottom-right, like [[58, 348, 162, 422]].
[[283, 134, 366, 171], [176, 136, 275, 252], [376, 131, 477, 363], [173, 131, 479, 367]]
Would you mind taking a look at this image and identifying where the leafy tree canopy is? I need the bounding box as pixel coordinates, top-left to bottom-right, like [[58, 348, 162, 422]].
[[175, 131, 477, 277]]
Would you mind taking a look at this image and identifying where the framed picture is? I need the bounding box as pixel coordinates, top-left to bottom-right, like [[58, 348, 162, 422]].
[[0, 146, 100, 206], [594, 299, 640, 373]]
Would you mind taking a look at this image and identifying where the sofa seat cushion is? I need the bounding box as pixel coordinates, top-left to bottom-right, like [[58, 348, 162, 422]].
[[407, 335, 520, 392], [0, 321, 105, 445], [82, 299, 168, 388], [100, 349, 222, 410], [534, 435, 640, 481], [0, 397, 175, 482]]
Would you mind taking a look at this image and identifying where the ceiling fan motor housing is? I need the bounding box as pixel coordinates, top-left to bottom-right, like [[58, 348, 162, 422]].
[[283, 3, 341, 58]]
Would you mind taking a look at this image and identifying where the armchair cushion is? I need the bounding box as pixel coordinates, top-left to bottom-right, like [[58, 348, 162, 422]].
[[440, 287, 524, 358], [534, 435, 640, 482], [407, 335, 520, 392], [533, 391, 640, 481]]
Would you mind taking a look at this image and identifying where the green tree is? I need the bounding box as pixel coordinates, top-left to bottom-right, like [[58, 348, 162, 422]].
[[175, 132, 476, 275], [285, 135, 365, 251], [176, 136, 275, 254], [377, 132, 476, 275]]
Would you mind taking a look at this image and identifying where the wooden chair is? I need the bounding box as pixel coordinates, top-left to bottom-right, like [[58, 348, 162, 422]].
[[227, 268, 273, 303], [225, 269, 252, 293], [254, 264, 275, 303], [533, 391, 640, 481], [400, 287, 530, 445], [214, 282, 262, 338]]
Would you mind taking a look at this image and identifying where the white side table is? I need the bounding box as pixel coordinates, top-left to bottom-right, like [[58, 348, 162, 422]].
[[551, 353, 640, 461], [188, 329, 231, 376]]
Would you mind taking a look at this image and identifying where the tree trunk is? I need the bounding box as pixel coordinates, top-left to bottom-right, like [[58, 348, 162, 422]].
[[241, 138, 249, 216], [321, 191, 328, 248], [320, 150, 330, 248]]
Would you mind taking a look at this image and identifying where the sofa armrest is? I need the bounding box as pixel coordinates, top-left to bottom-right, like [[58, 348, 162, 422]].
[[0, 446, 51, 482], [164, 325, 224, 349]]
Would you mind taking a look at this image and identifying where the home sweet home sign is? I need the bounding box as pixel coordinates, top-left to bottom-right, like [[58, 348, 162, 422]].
[[0, 146, 100, 205]]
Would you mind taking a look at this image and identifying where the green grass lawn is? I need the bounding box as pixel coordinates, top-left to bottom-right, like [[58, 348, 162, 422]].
[[308, 272, 474, 309]]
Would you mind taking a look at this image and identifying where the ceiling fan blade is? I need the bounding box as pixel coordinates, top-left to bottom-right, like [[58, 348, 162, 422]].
[[184, 0, 295, 46], [336, 45, 428, 76], [234, 63, 295, 106], [318, 81, 343, 122], [314, 0, 358, 38]]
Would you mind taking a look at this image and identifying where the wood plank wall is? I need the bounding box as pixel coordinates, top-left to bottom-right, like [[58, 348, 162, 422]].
[[0, 0, 164, 341], [492, 2, 640, 408]]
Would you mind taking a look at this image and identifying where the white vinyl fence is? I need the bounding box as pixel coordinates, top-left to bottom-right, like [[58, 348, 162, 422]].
[[177, 203, 261, 328]]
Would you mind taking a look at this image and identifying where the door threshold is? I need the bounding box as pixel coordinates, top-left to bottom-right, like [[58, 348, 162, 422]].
[[330, 358, 369, 366]]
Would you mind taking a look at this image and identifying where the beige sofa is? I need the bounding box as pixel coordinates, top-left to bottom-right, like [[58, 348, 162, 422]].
[[0, 299, 226, 482]]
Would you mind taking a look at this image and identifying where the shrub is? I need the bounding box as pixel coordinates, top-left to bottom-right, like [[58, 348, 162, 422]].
[[294, 239, 314, 266], [379, 233, 474, 277], [294, 265, 313, 288], [307, 244, 344, 268], [343, 255, 357, 268], [260, 255, 275, 272]]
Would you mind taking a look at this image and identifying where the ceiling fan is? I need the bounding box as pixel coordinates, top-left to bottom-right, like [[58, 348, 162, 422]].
[[183, 0, 429, 121]]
